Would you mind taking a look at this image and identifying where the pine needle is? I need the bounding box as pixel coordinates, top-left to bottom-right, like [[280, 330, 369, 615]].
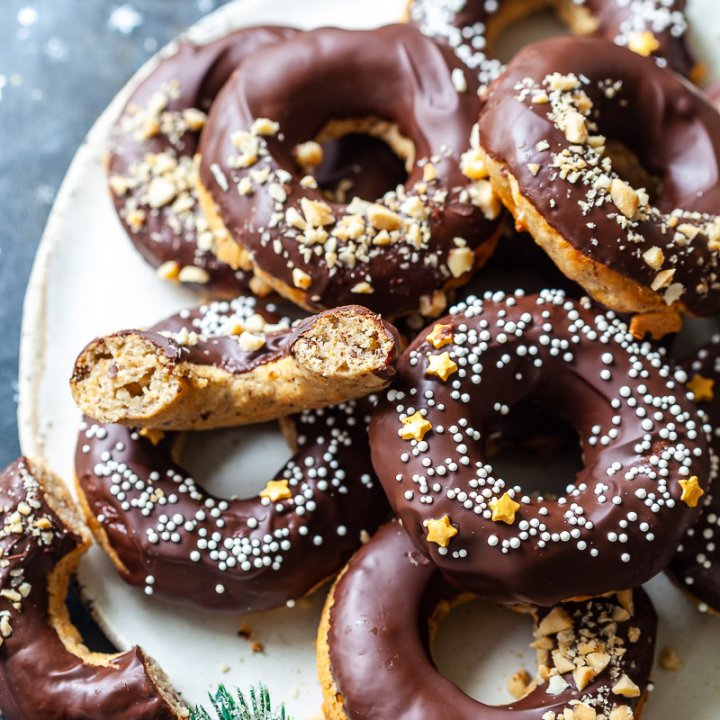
[[189, 684, 290, 720]]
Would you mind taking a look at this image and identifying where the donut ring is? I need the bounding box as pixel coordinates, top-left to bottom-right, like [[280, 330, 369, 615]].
[[407, 0, 697, 84], [0, 457, 184, 719], [75, 394, 388, 613], [667, 335, 720, 616], [70, 298, 399, 431], [107, 26, 300, 296], [370, 289, 710, 606], [477, 36, 720, 339], [197, 24, 503, 318], [318, 520, 656, 720]]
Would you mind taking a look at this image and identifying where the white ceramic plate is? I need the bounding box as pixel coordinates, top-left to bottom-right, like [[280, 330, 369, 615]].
[[17, 0, 720, 717]]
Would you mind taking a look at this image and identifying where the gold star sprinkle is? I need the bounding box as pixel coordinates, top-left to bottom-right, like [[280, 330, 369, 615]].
[[627, 30, 660, 58], [490, 492, 521, 524], [400, 411, 432, 442], [139, 428, 165, 445], [426, 323, 454, 349], [426, 352, 458, 382], [679, 476, 704, 508], [259, 479, 292, 503], [424, 515, 458, 548], [687, 374, 714, 403]]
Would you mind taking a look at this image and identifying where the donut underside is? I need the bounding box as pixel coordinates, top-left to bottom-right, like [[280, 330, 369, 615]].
[[479, 147, 683, 339]]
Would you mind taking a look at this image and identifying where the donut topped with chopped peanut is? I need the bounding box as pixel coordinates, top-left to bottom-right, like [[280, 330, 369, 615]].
[[196, 24, 503, 317], [477, 36, 720, 338]]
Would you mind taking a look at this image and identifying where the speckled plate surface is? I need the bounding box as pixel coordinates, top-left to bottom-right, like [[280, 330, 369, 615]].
[[17, 0, 720, 716]]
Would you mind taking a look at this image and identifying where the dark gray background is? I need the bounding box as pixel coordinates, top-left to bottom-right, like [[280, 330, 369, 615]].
[[0, 0, 234, 469], [0, 0, 236, 671]]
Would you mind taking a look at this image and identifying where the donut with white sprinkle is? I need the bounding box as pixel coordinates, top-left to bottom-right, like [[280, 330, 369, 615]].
[[318, 520, 657, 720], [477, 36, 720, 339], [196, 24, 503, 318], [370, 289, 710, 606], [667, 335, 720, 616], [407, 0, 697, 85], [75, 396, 386, 613]]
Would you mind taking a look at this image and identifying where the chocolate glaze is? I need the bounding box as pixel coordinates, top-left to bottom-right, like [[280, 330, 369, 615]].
[[370, 290, 710, 605], [108, 27, 299, 295], [0, 458, 178, 720], [75, 298, 392, 612], [118, 299, 399, 379], [478, 36, 720, 317], [667, 336, 720, 613], [76, 398, 389, 613], [199, 24, 501, 317], [408, 0, 695, 82], [327, 520, 656, 720]]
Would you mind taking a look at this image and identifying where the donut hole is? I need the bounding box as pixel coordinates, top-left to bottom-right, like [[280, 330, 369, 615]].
[[177, 422, 293, 499], [432, 595, 537, 704], [604, 139, 663, 203], [65, 578, 117, 654], [485, 401, 583, 498], [294, 118, 410, 203]]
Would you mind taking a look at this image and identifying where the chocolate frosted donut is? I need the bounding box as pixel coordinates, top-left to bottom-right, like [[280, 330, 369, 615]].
[[0, 458, 184, 720], [318, 520, 656, 720], [197, 24, 503, 318], [477, 36, 720, 339], [667, 336, 720, 615], [108, 26, 300, 295], [75, 395, 388, 613], [70, 298, 399, 431], [407, 0, 697, 84], [370, 290, 710, 606]]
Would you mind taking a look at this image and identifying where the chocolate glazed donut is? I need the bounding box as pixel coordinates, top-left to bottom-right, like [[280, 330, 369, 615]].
[[318, 520, 657, 720], [107, 26, 299, 295], [477, 36, 720, 339], [370, 290, 710, 606], [197, 24, 503, 318], [407, 0, 696, 84], [667, 336, 720, 615], [0, 458, 183, 720], [75, 398, 387, 613]]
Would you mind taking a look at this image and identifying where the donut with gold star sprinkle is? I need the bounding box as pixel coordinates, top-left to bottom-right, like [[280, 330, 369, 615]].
[[370, 289, 711, 606], [667, 334, 720, 616]]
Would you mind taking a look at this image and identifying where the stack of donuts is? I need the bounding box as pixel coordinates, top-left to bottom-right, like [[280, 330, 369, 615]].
[[6, 1, 720, 718]]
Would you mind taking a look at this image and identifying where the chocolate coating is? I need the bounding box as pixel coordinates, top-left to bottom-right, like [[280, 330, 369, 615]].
[[326, 520, 656, 720], [478, 36, 720, 317], [199, 24, 501, 316], [0, 458, 178, 720], [667, 336, 720, 613], [108, 26, 299, 295], [370, 290, 710, 605], [76, 398, 388, 613], [408, 0, 695, 82]]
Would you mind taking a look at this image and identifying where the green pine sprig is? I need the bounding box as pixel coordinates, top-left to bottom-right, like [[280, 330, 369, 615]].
[[189, 684, 290, 720]]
